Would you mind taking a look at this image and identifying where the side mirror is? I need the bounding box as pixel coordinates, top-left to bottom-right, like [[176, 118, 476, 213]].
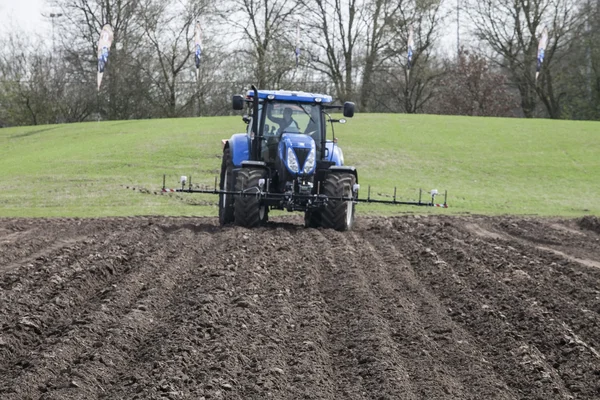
[[343, 102, 355, 118], [232, 95, 244, 110]]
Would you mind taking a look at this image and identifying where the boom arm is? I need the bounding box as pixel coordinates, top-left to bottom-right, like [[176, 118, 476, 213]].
[[162, 175, 448, 208]]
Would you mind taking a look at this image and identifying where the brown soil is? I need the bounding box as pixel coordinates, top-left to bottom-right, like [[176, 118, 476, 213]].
[[1, 215, 600, 399]]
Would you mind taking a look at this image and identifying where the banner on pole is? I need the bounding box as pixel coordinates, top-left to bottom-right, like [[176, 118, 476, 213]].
[[407, 25, 414, 80], [97, 24, 114, 91], [536, 26, 548, 81]]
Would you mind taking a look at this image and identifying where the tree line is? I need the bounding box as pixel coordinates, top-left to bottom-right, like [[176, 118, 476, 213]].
[[0, 0, 598, 126]]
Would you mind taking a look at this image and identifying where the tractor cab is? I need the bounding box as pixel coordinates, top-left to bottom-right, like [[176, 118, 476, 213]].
[[261, 102, 323, 163], [234, 89, 350, 194], [236, 90, 332, 165]]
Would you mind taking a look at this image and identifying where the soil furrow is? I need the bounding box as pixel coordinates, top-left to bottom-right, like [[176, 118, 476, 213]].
[[390, 218, 600, 398], [102, 225, 313, 399], [313, 228, 419, 399], [1, 215, 599, 399], [359, 228, 517, 399], [441, 221, 600, 347], [0, 222, 203, 398], [0, 231, 131, 386]]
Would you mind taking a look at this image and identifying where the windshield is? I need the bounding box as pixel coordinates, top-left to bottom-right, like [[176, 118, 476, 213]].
[[258, 101, 324, 163], [264, 102, 322, 139]]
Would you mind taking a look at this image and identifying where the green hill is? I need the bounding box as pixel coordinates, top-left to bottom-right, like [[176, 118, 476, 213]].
[[0, 114, 598, 217]]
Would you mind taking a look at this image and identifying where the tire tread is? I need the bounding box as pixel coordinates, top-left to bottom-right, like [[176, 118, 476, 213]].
[[234, 168, 266, 228], [321, 172, 356, 231]]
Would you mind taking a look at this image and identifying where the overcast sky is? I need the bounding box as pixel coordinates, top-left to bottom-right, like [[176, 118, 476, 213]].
[[0, 0, 50, 34]]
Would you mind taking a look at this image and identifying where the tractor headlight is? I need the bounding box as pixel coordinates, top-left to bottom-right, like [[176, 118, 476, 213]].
[[338, 148, 344, 166], [287, 147, 299, 173], [303, 143, 316, 174]]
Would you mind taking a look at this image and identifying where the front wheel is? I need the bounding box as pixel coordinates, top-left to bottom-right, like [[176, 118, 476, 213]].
[[234, 168, 268, 228], [321, 172, 356, 231]]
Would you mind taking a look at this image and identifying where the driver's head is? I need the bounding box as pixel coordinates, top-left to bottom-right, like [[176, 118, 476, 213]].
[[283, 107, 293, 121]]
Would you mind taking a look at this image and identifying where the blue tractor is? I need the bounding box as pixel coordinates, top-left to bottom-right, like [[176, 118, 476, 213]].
[[162, 86, 447, 230], [220, 86, 358, 231]]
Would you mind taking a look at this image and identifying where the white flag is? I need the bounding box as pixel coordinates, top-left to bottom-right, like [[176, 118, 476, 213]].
[[536, 26, 548, 81], [407, 25, 414, 80], [97, 24, 114, 91]]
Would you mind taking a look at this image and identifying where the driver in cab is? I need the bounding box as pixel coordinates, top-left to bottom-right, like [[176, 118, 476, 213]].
[[268, 106, 299, 134], [263, 106, 300, 162]]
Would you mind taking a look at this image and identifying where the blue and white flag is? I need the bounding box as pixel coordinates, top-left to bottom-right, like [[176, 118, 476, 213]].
[[194, 21, 203, 80], [97, 24, 114, 91], [407, 25, 414, 80], [536, 26, 548, 81]]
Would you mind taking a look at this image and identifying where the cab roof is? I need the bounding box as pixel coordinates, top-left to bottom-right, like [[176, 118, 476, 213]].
[[246, 89, 333, 104]]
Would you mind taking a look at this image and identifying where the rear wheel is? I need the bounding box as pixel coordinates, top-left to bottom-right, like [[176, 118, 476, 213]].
[[234, 168, 268, 228], [321, 172, 356, 231], [218, 148, 235, 225]]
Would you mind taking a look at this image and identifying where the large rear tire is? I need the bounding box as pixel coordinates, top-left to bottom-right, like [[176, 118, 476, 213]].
[[321, 172, 356, 231], [234, 168, 268, 228], [218, 148, 235, 225]]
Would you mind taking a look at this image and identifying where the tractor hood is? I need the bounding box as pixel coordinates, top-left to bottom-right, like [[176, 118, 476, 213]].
[[278, 133, 317, 176]]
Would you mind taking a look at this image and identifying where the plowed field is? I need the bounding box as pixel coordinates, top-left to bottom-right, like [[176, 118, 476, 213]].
[[1, 215, 600, 399]]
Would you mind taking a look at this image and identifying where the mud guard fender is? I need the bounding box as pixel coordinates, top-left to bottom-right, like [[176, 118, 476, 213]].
[[325, 142, 344, 166], [224, 133, 251, 167], [328, 165, 358, 183]]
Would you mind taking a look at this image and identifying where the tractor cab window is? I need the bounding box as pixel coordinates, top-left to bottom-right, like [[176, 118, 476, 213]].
[[262, 102, 323, 162], [264, 102, 322, 139]]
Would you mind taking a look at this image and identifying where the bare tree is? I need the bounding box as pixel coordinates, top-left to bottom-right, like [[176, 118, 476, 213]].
[[0, 31, 95, 126], [221, 0, 301, 88], [468, 0, 582, 118], [0, 34, 44, 125], [364, 0, 444, 113], [557, 0, 600, 119], [300, 0, 363, 103], [369, 58, 444, 113], [137, 0, 209, 117], [358, 0, 403, 110], [388, 0, 443, 113], [299, 0, 443, 109], [51, 0, 148, 119], [431, 49, 519, 116]]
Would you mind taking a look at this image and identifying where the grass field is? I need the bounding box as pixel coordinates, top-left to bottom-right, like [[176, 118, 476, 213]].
[[0, 114, 598, 218]]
